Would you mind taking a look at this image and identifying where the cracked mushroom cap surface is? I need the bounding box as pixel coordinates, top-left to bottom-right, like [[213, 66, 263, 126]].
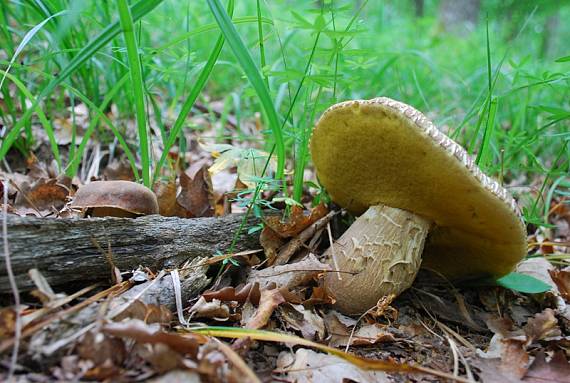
[[71, 180, 159, 217], [310, 97, 527, 280]]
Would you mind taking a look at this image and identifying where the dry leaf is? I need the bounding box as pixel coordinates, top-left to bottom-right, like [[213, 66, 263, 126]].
[[264, 204, 328, 238], [247, 254, 332, 290], [177, 164, 214, 218], [516, 258, 558, 292], [259, 226, 285, 263], [153, 179, 182, 217], [324, 311, 395, 348], [245, 288, 285, 329], [102, 319, 200, 357], [523, 308, 560, 344], [15, 175, 71, 211], [148, 370, 201, 383], [523, 351, 570, 382], [76, 330, 127, 367], [103, 159, 135, 181], [115, 300, 172, 325], [189, 297, 231, 320], [499, 339, 529, 380], [549, 269, 570, 301], [0, 307, 16, 339], [303, 286, 335, 306], [276, 348, 389, 383], [202, 283, 261, 305], [135, 342, 185, 373], [280, 304, 326, 341]]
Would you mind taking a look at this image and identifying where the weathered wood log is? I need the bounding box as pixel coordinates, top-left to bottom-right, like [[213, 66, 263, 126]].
[[0, 214, 261, 292]]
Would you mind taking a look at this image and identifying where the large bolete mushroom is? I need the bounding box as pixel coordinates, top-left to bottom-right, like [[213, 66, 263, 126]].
[[71, 180, 159, 218], [310, 97, 526, 314]]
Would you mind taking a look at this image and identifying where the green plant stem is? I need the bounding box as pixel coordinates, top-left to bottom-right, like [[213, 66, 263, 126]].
[[117, 0, 150, 187]]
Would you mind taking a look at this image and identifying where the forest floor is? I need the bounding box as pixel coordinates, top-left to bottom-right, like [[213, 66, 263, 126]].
[[1, 102, 569, 383]]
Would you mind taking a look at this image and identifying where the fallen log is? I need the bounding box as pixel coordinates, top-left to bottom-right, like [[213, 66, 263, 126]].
[[0, 214, 261, 292]]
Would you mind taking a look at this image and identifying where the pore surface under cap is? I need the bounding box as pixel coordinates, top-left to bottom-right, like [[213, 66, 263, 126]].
[[310, 97, 527, 279]]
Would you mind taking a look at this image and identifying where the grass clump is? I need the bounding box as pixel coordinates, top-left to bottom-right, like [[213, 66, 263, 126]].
[[0, 0, 567, 226]]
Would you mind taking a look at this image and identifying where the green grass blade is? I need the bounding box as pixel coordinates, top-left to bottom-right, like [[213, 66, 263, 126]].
[[256, 0, 269, 89], [152, 16, 273, 54], [65, 74, 131, 177], [0, 0, 163, 163], [207, 0, 285, 181], [117, 0, 150, 187], [474, 16, 494, 166], [0, 10, 67, 92], [0, 70, 61, 170], [475, 97, 498, 169], [152, 0, 235, 183]]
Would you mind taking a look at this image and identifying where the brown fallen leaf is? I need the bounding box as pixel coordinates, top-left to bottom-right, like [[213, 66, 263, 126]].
[[245, 288, 285, 329], [259, 225, 285, 264], [102, 319, 201, 357], [324, 310, 397, 348], [523, 350, 570, 382], [189, 297, 231, 320], [177, 163, 215, 218], [280, 304, 326, 341], [114, 299, 172, 325], [76, 330, 127, 367], [345, 324, 396, 346], [103, 159, 135, 181], [272, 210, 336, 266], [14, 174, 71, 211], [135, 342, 186, 373], [276, 348, 390, 383], [202, 283, 261, 305], [549, 269, 570, 301], [523, 308, 560, 344], [264, 204, 328, 238], [499, 339, 529, 380], [304, 286, 335, 306], [148, 370, 202, 383], [0, 307, 16, 340], [153, 178, 183, 217], [247, 253, 332, 290]]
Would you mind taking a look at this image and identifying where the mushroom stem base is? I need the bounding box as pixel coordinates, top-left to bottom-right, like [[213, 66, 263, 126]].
[[324, 204, 430, 314]]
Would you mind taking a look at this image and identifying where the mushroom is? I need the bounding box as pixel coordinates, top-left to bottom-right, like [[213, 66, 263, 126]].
[[71, 180, 159, 218], [310, 97, 527, 314]]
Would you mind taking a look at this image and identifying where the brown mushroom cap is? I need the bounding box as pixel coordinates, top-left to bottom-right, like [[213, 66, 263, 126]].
[[71, 180, 159, 217], [310, 97, 526, 280]]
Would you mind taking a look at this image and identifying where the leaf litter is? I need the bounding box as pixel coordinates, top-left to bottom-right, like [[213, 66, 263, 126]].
[[1, 101, 569, 382]]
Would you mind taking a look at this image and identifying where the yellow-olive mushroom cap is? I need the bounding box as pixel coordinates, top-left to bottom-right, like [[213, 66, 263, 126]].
[[310, 97, 526, 280], [71, 180, 159, 217]]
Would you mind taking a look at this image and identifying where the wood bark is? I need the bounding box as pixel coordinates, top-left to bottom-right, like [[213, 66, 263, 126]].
[[0, 214, 261, 292]]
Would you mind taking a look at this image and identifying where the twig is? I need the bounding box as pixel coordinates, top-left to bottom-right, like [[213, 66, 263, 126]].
[[0, 282, 130, 354], [3, 180, 21, 380], [326, 221, 341, 281], [273, 210, 337, 266]]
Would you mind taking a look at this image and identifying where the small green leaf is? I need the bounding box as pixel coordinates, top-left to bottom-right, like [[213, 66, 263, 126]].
[[496, 272, 552, 294], [247, 224, 263, 235]]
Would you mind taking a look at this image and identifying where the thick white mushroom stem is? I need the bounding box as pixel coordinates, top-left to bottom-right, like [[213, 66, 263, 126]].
[[324, 204, 430, 314]]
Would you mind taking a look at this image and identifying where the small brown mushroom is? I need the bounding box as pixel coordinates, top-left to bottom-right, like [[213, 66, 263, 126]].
[[310, 97, 527, 314], [71, 180, 159, 218]]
